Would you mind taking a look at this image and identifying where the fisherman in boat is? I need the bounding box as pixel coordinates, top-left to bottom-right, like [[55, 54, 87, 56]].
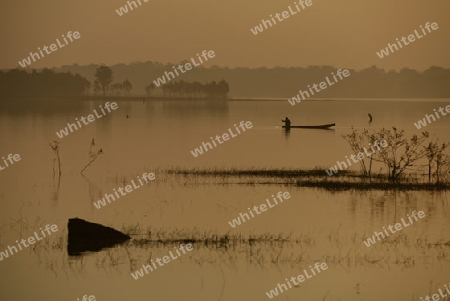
[[282, 117, 291, 128]]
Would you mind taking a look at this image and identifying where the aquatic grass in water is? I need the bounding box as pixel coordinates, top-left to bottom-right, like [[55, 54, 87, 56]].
[[117, 224, 450, 266], [164, 167, 450, 190], [22, 226, 449, 273]]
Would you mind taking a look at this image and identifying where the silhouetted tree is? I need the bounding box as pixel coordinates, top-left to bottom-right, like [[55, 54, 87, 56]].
[[110, 83, 123, 96], [217, 80, 230, 99], [94, 66, 113, 97], [145, 83, 156, 96], [122, 79, 132, 95], [93, 80, 101, 95], [425, 141, 450, 184]]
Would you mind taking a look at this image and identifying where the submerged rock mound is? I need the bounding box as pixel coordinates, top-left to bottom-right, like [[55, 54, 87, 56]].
[[68, 218, 131, 256]]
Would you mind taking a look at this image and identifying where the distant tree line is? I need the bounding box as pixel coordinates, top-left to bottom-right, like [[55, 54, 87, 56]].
[[4, 64, 450, 99], [54, 63, 450, 98], [145, 80, 229, 98], [0, 66, 133, 98], [0, 69, 90, 97]]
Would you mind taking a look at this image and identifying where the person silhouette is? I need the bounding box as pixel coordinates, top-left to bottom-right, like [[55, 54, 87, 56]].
[[282, 117, 291, 128]]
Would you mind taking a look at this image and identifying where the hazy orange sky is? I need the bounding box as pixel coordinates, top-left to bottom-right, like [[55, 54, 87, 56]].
[[1, 0, 449, 70]]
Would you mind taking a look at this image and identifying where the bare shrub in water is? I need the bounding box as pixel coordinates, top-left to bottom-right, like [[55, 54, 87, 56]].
[[370, 127, 430, 181], [342, 127, 372, 177], [81, 138, 103, 175], [424, 141, 450, 183], [49, 141, 61, 177], [344, 127, 450, 183]]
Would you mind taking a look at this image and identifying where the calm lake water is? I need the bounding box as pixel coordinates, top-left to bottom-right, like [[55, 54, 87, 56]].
[[0, 98, 449, 301]]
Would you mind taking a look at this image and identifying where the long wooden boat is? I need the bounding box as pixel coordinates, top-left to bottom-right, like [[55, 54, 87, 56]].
[[282, 123, 335, 129]]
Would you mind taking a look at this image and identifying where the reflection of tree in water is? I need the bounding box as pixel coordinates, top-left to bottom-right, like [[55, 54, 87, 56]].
[[0, 98, 86, 118], [80, 138, 103, 175], [49, 141, 61, 203], [146, 80, 230, 99], [162, 99, 229, 118], [29, 228, 450, 279]]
